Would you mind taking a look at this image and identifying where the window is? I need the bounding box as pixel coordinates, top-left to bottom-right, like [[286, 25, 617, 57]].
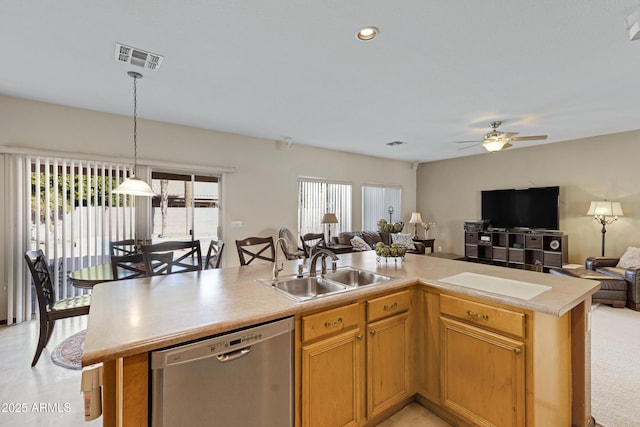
[[298, 178, 352, 238], [362, 185, 402, 231], [150, 171, 221, 255]]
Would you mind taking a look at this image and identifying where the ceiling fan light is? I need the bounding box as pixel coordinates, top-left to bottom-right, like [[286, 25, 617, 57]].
[[482, 140, 507, 152]]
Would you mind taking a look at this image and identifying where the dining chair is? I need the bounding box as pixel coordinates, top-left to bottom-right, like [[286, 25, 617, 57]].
[[111, 253, 147, 280], [24, 250, 91, 366], [278, 228, 305, 260], [141, 240, 203, 275], [109, 239, 137, 257], [235, 236, 275, 266], [300, 233, 326, 258], [205, 240, 225, 269]]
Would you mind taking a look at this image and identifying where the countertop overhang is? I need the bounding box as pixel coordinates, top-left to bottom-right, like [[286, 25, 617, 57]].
[[82, 252, 599, 366]]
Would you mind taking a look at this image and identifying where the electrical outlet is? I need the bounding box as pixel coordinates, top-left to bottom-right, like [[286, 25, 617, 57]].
[[231, 221, 243, 228]]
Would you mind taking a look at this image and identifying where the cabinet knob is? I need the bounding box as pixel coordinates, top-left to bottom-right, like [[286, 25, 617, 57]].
[[356, 335, 363, 341], [369, 329, 376, 336], [514, 348, 522, 354]]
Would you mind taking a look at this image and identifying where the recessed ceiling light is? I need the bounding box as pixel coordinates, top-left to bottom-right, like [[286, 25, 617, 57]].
[[356, 26, 379, 41]]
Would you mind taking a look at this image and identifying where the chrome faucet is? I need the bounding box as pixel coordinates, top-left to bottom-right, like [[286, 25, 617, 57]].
[[272, 237, 287, 280], [309, 248, 339, 276]]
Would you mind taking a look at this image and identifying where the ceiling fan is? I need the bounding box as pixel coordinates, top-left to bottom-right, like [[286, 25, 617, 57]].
[[456, 121, 548, 152]]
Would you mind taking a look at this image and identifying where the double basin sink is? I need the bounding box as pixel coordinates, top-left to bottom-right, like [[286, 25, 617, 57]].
[[258, 267, 393, 302]]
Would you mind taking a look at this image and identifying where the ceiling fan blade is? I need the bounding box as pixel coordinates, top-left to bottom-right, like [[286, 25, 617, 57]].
[[455, 140, 482, 144], [502, 142, 513, 149], [503, 132, 519, 138], [510, 135, 548, 141], [457, 143, 481, 150]]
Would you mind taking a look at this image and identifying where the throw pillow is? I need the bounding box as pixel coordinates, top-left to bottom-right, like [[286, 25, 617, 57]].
[[616, 246, 640, 268], [350, 236, 371, 251], [391, 233, 416, 250]]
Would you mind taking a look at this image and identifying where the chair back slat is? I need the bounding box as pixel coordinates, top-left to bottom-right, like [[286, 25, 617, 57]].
[[24, 250, 56, 312], [109, 239, 137, 256], [205, 240, 225, 269], [111, 253, 147, 280], [300, 233, 326, 258], [141, 240, 202, 275], [235, 237, 275, 266]]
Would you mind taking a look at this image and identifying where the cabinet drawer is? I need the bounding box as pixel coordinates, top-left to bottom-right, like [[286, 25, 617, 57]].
[[302, 303, 360, 342], [440, 294, 525, 338], [465, 233, 478, 244], [367, 290, 410, 322], [525, 235, 543, 249]]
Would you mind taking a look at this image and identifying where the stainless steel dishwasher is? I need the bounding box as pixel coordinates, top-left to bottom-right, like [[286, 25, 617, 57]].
[[150, 317, 294, 427]]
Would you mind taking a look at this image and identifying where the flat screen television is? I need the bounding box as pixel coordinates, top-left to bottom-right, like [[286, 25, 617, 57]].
[[481, 186, 560, 230]]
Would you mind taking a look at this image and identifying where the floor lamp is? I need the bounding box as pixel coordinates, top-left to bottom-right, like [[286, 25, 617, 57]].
[[587, 201, 624, 256]]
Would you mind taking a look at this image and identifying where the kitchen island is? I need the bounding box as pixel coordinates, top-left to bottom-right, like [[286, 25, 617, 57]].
[[83, 251, 599, 427]]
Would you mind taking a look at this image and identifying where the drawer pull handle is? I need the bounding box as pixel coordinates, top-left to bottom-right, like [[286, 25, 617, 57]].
[[384, 302, 398, 311], [466, 309, 489, 320], [324, 317, 343, 328]]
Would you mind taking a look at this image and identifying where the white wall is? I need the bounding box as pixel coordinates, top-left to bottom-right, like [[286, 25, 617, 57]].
[[417, 131, 640, 264], [0, 95, 417, 321]]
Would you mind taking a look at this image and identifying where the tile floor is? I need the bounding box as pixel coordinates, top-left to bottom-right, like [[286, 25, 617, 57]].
[[0, 316, 450, 426]]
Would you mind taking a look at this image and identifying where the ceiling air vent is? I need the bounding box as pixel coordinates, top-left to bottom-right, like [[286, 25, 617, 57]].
[[386, 141, 407, 147], [115, 43, 164, 71]]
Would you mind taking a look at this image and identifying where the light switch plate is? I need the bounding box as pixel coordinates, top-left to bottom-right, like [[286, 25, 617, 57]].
[[231, 221, 243, 228]]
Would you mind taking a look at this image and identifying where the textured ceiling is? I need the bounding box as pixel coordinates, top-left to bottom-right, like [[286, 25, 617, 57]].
[[2, 0, 640, 162]]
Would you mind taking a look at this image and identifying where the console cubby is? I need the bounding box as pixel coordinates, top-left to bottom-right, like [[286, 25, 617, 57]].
[[464, 229, 567, 271]]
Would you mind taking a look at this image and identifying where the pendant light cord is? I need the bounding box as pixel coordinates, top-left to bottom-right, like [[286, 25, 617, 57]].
[[133, 73, 138, 177]]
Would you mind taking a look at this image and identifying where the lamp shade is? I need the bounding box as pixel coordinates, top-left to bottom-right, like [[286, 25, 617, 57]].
[[112, 177, 156, 196], [321, 213, 339, 224], [586, 201, 624, 217], [409, 212, 423, 224]]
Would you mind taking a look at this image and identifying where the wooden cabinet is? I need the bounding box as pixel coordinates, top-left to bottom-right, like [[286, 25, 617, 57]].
[[464, 230, 567, 271], [300, 303, 364, 427], [366, 291, 411, 418], [416, 291, 575, 427], [299, 290, 413, 426], [440, 294, 525, 426]]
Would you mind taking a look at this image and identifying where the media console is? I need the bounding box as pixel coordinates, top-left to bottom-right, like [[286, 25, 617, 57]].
[[464, 229, 567, 271]]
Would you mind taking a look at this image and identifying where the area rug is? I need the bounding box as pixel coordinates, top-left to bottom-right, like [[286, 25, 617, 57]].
[[590, 305, 640, 427], [51, 329, 85, 370]]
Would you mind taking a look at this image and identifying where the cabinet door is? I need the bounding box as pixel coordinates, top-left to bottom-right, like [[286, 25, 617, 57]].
[[440, 317, 525, 427], [301, 328, 364, 427], [367, 312, 410, 417]]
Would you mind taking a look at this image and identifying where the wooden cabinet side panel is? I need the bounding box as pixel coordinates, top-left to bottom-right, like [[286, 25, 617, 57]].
[[421, 289, 441, 401], [121, 353, 149, 427], [529, 310, 571, 426]]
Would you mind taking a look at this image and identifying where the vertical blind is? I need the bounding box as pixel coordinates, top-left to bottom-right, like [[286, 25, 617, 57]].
[[298, 178, 352, 238], [362, 185, 402, 231], [5, 154, 135, 322]]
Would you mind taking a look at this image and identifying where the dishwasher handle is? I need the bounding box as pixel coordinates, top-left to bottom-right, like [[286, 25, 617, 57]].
[[216, 346, 252, 363]]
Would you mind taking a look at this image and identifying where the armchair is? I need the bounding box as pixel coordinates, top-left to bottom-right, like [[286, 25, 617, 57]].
[[586, 256, 640, 311]]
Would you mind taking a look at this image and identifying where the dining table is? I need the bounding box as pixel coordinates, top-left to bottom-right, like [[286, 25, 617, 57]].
[[68, 263, 115, 289]]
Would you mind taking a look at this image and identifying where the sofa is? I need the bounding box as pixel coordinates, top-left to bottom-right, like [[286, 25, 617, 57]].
[[586, 256, 640, 311], [333, 231, 426, 255]]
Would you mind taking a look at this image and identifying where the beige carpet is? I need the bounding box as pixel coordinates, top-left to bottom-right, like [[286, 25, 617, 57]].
[[591, 304, 640, 427]]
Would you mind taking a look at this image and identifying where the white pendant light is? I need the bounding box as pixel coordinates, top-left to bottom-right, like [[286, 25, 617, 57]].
[[112, 71, 155, 197]]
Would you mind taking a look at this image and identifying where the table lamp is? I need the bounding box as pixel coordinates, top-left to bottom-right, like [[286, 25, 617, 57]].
[[321, 213, 339, 245], [409, 212, 423, 239]]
